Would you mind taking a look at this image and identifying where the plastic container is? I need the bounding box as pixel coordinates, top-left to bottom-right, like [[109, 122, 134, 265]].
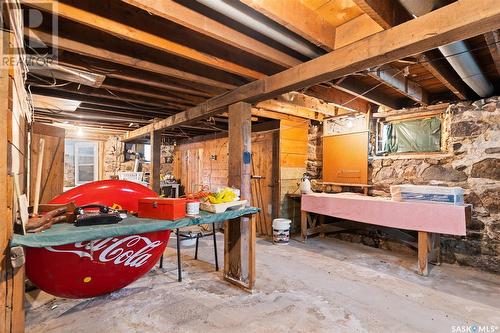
[[138, 197, 186, 220], [186, 199, 201, 215], [272, 218, 292, 245], [390, 185, 464, 205]]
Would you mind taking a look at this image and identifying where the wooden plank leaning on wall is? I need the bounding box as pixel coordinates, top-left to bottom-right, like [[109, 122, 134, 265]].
[[226, 102, 256, 290], [1, 30, 25, 333]]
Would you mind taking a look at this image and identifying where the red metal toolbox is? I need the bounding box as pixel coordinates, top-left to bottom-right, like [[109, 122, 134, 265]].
[[138, 197, 187, 220]]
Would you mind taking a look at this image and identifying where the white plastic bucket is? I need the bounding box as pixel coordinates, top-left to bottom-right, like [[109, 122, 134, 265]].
[[272, 218, 291, 245], [186, 200, 200, 215]]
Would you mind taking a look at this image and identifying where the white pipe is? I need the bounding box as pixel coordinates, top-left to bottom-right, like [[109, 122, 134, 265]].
[[399, 0, 494, 97], [196, 0, 322, 58]]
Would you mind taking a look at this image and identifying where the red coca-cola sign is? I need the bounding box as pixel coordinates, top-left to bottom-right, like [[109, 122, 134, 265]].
[[25, 180, 171, 299]]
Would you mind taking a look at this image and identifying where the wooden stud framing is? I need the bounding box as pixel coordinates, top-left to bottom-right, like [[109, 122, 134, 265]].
[[225, 102, 255, 289]]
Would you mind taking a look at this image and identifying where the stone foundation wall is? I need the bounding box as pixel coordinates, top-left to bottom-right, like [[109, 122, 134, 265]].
[[310, 97, 500, 273], [370, 97, 499, 273], [307, 122, 323, 179], [102, 136, 174, 179]]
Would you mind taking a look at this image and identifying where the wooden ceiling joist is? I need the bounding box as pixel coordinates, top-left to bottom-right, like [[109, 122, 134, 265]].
[[104, 73, 214, 98], [123, 0, 500, 141], [25, 0, 266, 79], [26, 29, 237, 90], [367, 65, 429, 105], [305, 85, 373, 113], [30, 85, 182, 111], [352, 0, 412, 30], [353, 0, 470, 100], [333, 77, 402, 110], [256, 100, 324, 121], [240, 0, 336, 51], [417, 51, 469, 100], [234, 0, 403, 108], [276, 93, 338, 116], [121, 0, 301, 68], [99, 82, 202, 106], [484, 30, 500, 76]]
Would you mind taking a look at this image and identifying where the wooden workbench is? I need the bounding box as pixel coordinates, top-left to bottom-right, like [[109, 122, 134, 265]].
[[301, 193, 470, 276]]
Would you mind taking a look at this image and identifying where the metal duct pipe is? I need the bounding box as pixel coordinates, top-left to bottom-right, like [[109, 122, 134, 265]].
[[195, 0, 323, 58], [399, 0, 494, 97]]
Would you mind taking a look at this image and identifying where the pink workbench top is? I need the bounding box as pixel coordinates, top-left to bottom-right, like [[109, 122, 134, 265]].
[[301, 192, 469, 235]]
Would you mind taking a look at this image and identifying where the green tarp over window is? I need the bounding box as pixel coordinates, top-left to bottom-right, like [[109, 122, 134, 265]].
[[384, 117, 441, 153]]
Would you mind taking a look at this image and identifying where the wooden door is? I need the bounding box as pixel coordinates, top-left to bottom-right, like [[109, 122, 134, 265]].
[[251, 132, 275, 237], [180, 147, 203, 194], [30, 123, 65, 205]]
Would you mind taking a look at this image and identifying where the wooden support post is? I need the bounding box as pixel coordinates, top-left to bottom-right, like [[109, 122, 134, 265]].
[[225, 102, 255, 290], [150, 130, 161, 194], [417, 231, 429, 276], [0, 29, 10, 333], [301, 210, 308, 242], [1, 30, 25, 333], [428, 233, 441, 266]]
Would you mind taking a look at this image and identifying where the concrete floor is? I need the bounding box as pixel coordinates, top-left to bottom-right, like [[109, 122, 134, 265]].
[[26, 235, 500, 333]]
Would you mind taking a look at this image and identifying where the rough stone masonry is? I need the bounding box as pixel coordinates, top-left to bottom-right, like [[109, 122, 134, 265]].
[[307, 97, 500, 274]]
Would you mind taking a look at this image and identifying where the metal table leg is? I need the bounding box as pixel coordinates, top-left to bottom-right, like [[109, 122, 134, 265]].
[[176, 228, 182, 282], [213, 223, 219, 271]]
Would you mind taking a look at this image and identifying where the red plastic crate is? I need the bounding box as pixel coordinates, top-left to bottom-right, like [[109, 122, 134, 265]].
[[138, 197, 186, 220]]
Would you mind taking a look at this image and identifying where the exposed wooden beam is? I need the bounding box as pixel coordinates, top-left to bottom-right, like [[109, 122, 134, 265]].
[[121, 0, 300, 68], [123, 0, 500, 141], [30, 85, 183, 111], [334, 77, 403, 109], [55, 52, 225, 96], [335, 14, 383, 49], [484, 30, 500, 76], [241, 0, 336, 51], [100, 82, 202, 106], [26, 29, 237, 90], [276, 93, 338, 116], [367, 65, 429, 105], [352, 0, 412, 30], [305, 85, 373, 112], [417, 51, 469, 100], [35, 109, 152, 124], [255, 100, 324, 121], [55, 58, 215, 98], [104, 73, 214, 98], [250, 107, 313, 122], [353, 0, 469, 100], [26, 0, 265, 79]]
